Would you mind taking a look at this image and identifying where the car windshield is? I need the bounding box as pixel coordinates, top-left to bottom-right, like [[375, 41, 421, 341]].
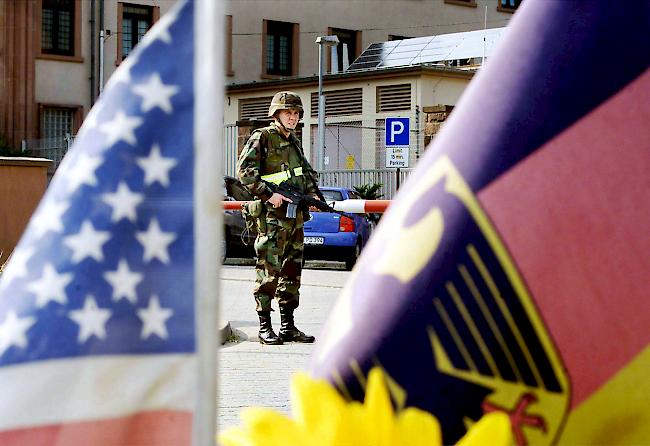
[[321, 190, 344, 201]]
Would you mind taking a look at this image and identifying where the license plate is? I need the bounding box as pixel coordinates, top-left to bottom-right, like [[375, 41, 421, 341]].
[[304, 236, 324, 245]]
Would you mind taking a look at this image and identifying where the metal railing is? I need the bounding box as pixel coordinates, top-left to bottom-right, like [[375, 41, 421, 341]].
[[21, 135, 75, 180], [22, 128, 410, 199], [319, 168, 413, 200], [223, 124, 414, 199], [224, 124, 238, 177]]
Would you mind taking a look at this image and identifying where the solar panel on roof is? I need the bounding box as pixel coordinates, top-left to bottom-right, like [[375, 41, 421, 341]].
[[346, 27, 505, 72]]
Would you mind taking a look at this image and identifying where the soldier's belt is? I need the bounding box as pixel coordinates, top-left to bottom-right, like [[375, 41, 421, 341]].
[[261, 167, 303, 185]]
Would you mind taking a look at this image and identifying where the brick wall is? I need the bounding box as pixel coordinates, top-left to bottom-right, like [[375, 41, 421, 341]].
[[423, 104, 454, 149]]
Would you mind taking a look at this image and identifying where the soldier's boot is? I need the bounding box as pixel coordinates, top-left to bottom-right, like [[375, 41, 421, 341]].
[[279, 307, 315, 343], [258, 311, 283, 345]]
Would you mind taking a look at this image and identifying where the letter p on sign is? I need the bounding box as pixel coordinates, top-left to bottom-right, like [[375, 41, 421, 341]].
[[385, 117, 410, 146]]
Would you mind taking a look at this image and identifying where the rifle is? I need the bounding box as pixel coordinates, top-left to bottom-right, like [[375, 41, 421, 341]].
[[263, 180, 353, 219]]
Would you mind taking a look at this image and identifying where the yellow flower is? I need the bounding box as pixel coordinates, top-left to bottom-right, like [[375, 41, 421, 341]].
[[219, 367, 511, 446]]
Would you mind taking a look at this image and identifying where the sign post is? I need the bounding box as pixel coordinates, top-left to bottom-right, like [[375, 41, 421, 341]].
[[385, 117, 410, 190]]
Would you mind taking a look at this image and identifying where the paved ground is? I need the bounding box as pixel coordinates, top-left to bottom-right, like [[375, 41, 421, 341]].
[[218, 260, 349, 432]]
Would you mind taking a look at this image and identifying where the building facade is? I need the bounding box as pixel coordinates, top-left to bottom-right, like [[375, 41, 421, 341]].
[[225, 0, 518, 86], [0, 0, 175, 150], [226, 66, 474, 172], [0, 0, 518, 151]]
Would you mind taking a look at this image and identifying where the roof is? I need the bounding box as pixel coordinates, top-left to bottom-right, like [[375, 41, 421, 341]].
[[347, 27, 506, 72], [226, 65, 474, 94]]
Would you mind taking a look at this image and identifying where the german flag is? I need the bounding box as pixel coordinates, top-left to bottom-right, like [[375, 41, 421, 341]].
[[312, 2, 650, 445]]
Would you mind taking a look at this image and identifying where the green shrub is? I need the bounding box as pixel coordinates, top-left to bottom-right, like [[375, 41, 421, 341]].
[[353, 183, 384, 224], [0, 134, 20, 157]]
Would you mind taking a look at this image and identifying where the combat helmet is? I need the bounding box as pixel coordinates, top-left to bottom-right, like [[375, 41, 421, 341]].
[[268, 91, 304, 118]]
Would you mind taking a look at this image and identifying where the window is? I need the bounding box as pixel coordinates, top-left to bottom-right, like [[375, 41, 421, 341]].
[[322, 190, 344, 201], [264, 20, 297, 76], [39, 105, 81, 172], [498, 0, 522, 12], [329, 28, 360, 71], [120, 4, 153, 60], [388, 35, 410, 41], [41, 0, 75, 56], [41, 106, 75, 138]]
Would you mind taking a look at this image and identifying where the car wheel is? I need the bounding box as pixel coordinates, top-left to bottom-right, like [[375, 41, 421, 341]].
[[344, 240, 361, 271]]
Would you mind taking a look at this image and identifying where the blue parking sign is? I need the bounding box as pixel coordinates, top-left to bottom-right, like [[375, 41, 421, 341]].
[[385, 117, 410, 146]]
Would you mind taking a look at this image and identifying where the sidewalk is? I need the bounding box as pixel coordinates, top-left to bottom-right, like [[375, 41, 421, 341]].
[[218, 262, 349, 431]]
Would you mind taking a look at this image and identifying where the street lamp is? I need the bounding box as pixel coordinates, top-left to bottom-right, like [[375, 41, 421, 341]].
[[315, 35, 339, 171]]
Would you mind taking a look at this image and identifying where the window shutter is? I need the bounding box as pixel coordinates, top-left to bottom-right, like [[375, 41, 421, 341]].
[[377, 84, 411, 112], [239, 97, 273, 120], [310, 88, 362, 117]]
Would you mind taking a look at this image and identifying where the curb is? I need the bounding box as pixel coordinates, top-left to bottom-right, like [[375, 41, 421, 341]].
[[219, 320, 232, 344]]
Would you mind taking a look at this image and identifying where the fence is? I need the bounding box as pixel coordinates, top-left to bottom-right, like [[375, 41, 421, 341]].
[[223, 122, 419, 199], [24, 125, 414, 199], [319, 168, 412, 200], [23, 126, 238, 180], [224, 124, 238, 177], [307, 120, 423, 171], [21, 135, 75, 181]]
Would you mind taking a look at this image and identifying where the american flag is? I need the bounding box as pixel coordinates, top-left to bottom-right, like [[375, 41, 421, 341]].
[[0, 0, 199, 443]]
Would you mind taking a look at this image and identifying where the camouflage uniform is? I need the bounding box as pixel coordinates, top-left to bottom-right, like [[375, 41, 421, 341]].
[[237, 122, 319, 314]]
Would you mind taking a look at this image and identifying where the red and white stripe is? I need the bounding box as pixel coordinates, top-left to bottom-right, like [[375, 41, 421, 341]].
[[0, 355, 194, 445]]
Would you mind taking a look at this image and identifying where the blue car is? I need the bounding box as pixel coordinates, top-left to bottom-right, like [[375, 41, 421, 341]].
[[303, 187, 372, 270]]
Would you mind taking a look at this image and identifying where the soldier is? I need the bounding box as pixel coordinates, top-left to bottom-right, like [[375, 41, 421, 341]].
[[237, 91, 318, 345]]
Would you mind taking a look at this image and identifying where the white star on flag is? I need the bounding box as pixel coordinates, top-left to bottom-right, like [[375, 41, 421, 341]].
[[133, 73, 179, 114], [0, 311, 36, 356], [64, 153, 103, 192], [63, 220, 111, 263], [99, 110, 144, 148], [69, 296, 112, 343], [137, 295, 173, 339], [136, 144, 178, 187], [30, 199, 69, 238], [136, 218, 176, 264], [27, 263, 73, 308], [101, 182, 144, 223], [103, 259, 143, 303], [0, 246, 35, 284]]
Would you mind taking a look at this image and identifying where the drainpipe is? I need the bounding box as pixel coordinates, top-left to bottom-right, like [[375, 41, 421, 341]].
[[89, 0, 96, 106], [99, 29, 105, 94], [99, 0, 104, 95]]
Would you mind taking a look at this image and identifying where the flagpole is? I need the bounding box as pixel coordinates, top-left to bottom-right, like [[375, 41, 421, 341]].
[[193, 0, 223, 444]]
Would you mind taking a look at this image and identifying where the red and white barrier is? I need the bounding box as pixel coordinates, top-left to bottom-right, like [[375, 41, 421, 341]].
[[329, 199, 391, 213], [221, 199, 391, 213]]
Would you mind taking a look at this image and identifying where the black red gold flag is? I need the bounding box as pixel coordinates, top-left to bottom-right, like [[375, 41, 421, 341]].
[[312, 1, 650, 444]]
